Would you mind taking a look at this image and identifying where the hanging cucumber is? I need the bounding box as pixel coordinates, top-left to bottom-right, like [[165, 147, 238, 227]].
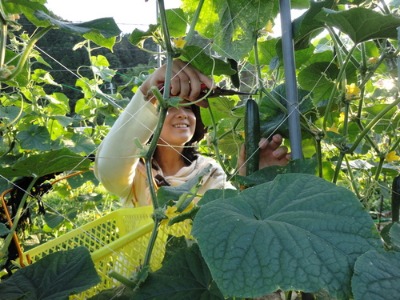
[[244, 98, 260, 176], [392, 175, 400, 222]]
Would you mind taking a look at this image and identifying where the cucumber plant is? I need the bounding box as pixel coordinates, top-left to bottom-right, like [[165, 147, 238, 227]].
[[1, 0, 400, 299]]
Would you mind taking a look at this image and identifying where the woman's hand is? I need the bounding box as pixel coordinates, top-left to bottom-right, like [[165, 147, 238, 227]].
[[140, 59, 214, 107], [238, 134, 291, 176]]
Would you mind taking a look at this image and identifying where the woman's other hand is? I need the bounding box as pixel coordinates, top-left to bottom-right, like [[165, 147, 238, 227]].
[[238, 134, 291, 176]]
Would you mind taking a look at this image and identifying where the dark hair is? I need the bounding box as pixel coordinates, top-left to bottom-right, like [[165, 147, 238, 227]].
[[181, 104, 207, 165]]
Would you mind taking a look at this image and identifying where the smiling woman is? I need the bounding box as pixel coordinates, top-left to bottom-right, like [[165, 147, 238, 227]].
[[94, 60, 236, 206], [94, 59, 290, 207]]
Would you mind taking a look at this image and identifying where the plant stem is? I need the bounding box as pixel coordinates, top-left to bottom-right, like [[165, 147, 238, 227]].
[[185, 0, 204, 45], [0, 23, 6, 67], [330, 29, 360, 69], [144, 107, 168, 209], [348, 96, 400, 153], [379, 0, 391, 14], [108, 271, 136, 288], [392, 175, 400, 223], [342, 97, 349, 136], [141, 0, 175, 270], [354, 43, 381, 155], [315, 133, 323, 178], [142, 218, 161, 268], [218, 118, 241, 140], [390, 136, 400, 153], [332, 151, 345, 184], [344, 156, 361, 199], [157, 0, 174, 55], [323, 27, 356, 130], [1, 177, 38, 256], [325, 28, 356, 183], [0, 0, 8, 67], [141, 67, 170, 269], [207, 105, 231, 176], [354, 120, 381, 154], [260, 86, 287, 112], [357, 43, 367, 120], [253, 36, 263, 97], [2, 26, 52, 81], [373, 156, 385, 182]]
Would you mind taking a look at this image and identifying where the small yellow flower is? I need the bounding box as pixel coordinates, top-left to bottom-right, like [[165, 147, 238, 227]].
[[326, 124, 339, 134], [368, 57, 378, 64], [165, 206, 178, 219], [338, 112, 345, 124], [346, 83, 361, 100], [173, 37, 186, 49], [265, 20, 274, 33], [161, 203, 194, 239], [386, 151, 400, 162], [161, 202, 195, 224]]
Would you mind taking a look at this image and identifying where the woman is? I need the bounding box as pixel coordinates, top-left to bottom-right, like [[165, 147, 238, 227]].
[[94, 60, 290, 207]]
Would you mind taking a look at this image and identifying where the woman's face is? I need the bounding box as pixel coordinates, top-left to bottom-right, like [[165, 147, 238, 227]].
[[158, 104, 196, 147]]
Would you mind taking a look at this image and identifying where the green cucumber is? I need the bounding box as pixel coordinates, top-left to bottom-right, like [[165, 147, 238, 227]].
[[228, 58, 240, 89], [244, 98, 260, 176], [392, 175, 400, 222]]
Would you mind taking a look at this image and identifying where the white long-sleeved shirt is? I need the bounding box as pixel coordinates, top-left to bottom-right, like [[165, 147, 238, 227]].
[[94, 90, 234, 207]]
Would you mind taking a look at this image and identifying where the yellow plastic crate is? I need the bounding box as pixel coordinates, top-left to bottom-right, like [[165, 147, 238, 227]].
[[22, 206, 191, 299]]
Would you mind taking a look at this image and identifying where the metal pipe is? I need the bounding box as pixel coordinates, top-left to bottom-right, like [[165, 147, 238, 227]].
[[397, 26, 400, 89], [279, 0, 303, 159]]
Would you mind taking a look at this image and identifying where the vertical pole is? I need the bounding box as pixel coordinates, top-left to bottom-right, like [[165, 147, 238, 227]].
[[279, 0, 303, 160], [397, 26, 400, 89]]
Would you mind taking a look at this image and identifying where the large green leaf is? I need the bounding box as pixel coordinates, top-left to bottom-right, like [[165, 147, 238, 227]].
[[16, 125, 52, 151], [2, 0, 49, 27], [0, 247, 100, 300], [236, 158, 317, 187], [298, 62, 339, 104], [182, 0, 275, 60], [131, 244, 227, 300], [129, 24, 160, 47], [352, 249, 400, 300], [179, 45, 236, 76], [200, 97, 237, 127], [390, 222, 400, 250], [34, 11, 121, 49], [165, 8, 187, 37], [0, 223, 10, 235], [0, 105, 25, 123], [192, 173, 381, 298], [292, 0, 335, 48], [0, 148, 92, 179], [316, 7, 400, 44], [248, 39, 278, 67], [44, 212, 65, 228], [259, 85, 317, 139], [67, 133, 96, 155]]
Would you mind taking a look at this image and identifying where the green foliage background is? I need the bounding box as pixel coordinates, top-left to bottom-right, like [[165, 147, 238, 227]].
[[0, 0, 400, 299]]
